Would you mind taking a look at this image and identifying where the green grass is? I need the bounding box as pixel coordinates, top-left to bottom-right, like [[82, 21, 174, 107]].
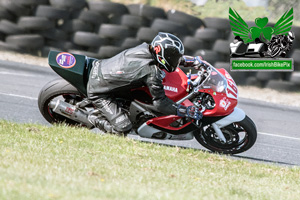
[[1, 121, 300, 200]]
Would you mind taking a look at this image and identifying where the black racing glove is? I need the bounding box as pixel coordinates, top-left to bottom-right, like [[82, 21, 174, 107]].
[[177, 105, 203, 120], [193, 56, 208, 70]]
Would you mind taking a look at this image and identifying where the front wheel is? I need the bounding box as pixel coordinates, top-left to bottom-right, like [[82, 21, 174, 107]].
[[195, 116, 257, 154]]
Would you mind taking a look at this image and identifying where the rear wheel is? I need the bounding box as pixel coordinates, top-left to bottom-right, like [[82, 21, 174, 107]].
[[38, 78, 85, 126], [195, 116, 257, 154]]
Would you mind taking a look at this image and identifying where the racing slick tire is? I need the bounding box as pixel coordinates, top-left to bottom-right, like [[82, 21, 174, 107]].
[[195, 115, 257, 154], [38, 78, 86, 126]]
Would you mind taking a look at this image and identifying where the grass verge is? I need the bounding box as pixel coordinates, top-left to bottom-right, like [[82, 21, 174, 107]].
[[0, 120, 300, 200]]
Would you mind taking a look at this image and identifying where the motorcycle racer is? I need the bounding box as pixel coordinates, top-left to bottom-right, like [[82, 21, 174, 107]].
[[87, 32, 207, 135]]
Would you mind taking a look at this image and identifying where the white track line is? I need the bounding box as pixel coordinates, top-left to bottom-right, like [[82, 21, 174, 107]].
[[0, 71, 35, 77], [0, 92, 37, 100], [258, 132, 300, 141]]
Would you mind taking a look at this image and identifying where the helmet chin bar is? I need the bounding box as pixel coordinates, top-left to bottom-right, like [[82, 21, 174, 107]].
[[157, 54, 172, 72], [157, 62, 168, 72]]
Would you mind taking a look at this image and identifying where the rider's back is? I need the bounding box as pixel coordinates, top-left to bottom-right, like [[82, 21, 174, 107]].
[[87, 42, 156, 95]]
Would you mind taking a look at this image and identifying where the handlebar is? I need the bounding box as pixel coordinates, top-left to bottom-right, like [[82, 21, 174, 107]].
[[176, 65, 212, 105], [191, 65, 212, 88]]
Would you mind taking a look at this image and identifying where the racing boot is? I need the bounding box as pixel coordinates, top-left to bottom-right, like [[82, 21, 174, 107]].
[[88, 115, 125, 136]]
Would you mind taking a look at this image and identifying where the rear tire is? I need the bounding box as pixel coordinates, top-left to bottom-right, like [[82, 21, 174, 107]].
[[38, 78, 85, 126], [195, 116, 257, 154]]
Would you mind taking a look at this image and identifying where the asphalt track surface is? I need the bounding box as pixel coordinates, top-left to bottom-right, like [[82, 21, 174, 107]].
[[1, 60, 300, 166]]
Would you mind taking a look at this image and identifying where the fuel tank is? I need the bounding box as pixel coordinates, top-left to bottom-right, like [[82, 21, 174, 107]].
[[162, 68, 188, 102]]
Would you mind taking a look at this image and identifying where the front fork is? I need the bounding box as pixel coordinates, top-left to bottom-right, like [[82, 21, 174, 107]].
[[210, 107, 246, 143]]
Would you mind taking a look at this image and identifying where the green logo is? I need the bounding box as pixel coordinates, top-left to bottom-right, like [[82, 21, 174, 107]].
[[229, 7, 293, 43]]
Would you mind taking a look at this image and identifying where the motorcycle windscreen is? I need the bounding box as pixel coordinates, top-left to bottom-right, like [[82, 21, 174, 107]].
[[199, 68, 227, 93], [201, 67, 238, 116]]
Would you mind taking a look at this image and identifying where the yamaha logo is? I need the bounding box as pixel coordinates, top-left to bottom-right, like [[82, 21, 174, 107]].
[[164, 85, 178, 93]]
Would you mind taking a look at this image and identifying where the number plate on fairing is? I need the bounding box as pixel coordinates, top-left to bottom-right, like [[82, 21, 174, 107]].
[[224, 71, 238, 99]]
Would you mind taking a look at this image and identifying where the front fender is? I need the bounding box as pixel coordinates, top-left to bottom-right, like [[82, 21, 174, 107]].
[[214, 107, 245, 128]]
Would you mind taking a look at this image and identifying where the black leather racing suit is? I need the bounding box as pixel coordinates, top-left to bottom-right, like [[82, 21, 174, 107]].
[[87, 43, 178, 134]]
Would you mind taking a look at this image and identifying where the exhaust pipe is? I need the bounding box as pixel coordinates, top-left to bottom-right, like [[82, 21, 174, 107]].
[[49, 100, 93, 128]]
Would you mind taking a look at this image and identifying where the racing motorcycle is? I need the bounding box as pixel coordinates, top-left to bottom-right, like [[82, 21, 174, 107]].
[[38, 51, 257, 154]]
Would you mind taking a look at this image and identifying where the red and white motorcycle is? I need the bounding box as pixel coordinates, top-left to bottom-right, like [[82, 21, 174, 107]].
[[38, 51, 257, 154]]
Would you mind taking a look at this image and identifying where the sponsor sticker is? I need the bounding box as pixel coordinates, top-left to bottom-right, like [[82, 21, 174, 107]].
[[164, 85, 178, 93], [56, 52, 76, 68], [224, 101, 231, 111], [219, 97, 232, 111], [63, 107, 74, 116], [220, 99, 226, 108]]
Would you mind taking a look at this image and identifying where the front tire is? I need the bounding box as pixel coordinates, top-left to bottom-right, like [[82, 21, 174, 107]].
[[195, 116, 257, 154]]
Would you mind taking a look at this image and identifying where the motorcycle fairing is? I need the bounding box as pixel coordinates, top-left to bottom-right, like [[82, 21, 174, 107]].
[[139, 115, 198, 135], [214, 107, 245, 128], [199, 67, 237, 117], [218, 69, 238, 100], [133, 67, 237, 118], [147, 115, 191, 129], [137, 122, 194, 140], [130, 67, 189, 104]]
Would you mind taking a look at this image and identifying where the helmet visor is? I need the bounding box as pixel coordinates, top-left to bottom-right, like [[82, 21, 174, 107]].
[[164, 46, 183, 71]]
